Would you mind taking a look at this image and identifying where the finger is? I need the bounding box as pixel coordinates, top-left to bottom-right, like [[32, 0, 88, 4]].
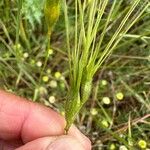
[[0, 139, 22, 150], [16, 136, 85, 150], [0, 90, 91, 149], [0, 90, 64, 141], [68, 125, 91, 150]]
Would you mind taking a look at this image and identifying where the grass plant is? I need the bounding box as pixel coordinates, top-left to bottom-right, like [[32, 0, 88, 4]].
[[63, 0, 150, 132], [0, 0, 150, 149]]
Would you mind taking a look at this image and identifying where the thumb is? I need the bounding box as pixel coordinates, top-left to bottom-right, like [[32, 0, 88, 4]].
[[16, 135, 86, 150]]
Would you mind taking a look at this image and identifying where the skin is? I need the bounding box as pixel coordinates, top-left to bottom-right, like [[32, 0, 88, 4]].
[[0, 90, 91, 150]]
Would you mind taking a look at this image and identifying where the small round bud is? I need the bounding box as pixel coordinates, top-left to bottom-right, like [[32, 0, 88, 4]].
[[110, 143, 116, 150], [48, 49, 53, 55], [116, 92, 124, 100], [36, 61, 42, 67], [54, 71, 61, 79], [42, 76, 49, 82], [101, 80, 107, 86], [23, 52, 29, 58], [90, 108, 98, 115], [49, 80, 57, 88], [102, 97, 111, 105], [138, 140, 147, 149], [39, 87, 47, 96], [49, 96, 56, 103], [119, 145, 128, 150], [13, 43, 21, 49], [101, 120, 109, 128], [47, 69, 51, 74]]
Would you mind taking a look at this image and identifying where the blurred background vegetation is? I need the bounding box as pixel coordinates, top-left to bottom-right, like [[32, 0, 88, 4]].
[[0, 0, 150, 149]]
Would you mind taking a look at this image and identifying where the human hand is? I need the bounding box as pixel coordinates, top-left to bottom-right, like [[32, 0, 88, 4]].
[[0, 90, 91, 150]]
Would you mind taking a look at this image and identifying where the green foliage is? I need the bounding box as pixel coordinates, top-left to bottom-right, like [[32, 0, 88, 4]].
[[22, 0, 44, 29]]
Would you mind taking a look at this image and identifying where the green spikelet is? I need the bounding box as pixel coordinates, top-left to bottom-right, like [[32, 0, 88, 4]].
[[81, 80, 92, 104], [65, 68, 92, 133], [65, 90, 81, 133], [80, 68, 92, 104], [44, 0, 60, 35]]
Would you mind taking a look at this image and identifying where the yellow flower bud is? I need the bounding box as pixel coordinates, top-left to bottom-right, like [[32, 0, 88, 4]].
[[90, 108, 98, 115], [119, 145, 128, 150], [44, 0, 60, 34], [48, 48, 54, 55], [101, 79, 107, 86], [49, 80, 57, 88], [54, 71, 61, 79], [138, 140, 147, 149], [42, 76, 49, 82], [110, 143, 116, 150], [49, 96, 56, 103], [116, 92, 124, 100], [101, 120, 109, 128], [102, 97, 111, 105], [36, 61, 42, 67]]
